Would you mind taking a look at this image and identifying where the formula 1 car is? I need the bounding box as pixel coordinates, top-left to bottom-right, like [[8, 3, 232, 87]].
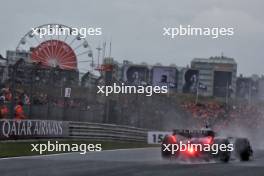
[[161, 128, 253, 162]]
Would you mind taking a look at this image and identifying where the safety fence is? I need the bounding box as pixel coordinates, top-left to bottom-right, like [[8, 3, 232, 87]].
[[0, 120, 147, 143]]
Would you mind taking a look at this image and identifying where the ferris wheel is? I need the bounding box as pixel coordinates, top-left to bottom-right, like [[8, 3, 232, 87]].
[[16, 23, 95, 73]]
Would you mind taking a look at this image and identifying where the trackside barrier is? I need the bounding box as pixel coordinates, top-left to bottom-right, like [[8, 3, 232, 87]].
[[0, 120, 147, 142], [68, 121, 147, 142]]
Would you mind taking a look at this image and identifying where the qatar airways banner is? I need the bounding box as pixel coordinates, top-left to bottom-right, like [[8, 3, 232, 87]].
[[152, 66, 177, 88], [0, 120, 69, 139]]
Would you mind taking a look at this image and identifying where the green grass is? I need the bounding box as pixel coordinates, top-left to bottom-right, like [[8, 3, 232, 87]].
[[0, 139, 155, 158]]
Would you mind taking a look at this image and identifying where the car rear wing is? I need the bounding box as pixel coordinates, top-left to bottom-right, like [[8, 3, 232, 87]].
[[172, 129, 215, 138]]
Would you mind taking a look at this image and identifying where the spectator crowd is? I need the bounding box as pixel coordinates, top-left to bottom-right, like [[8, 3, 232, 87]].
[[0, 87, 29, 119], [181, 100, 264, 130]]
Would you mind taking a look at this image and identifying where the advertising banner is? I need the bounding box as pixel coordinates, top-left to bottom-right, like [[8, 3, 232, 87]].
[[123, 65, 149, 85], [152, 66, 177, 88], [182, 69, 199, 93], [0, 120, 69, 139]]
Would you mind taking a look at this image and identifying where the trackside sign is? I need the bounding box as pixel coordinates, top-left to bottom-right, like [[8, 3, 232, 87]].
[[0, 120, 69, 139], [147, 131, 171, 144]]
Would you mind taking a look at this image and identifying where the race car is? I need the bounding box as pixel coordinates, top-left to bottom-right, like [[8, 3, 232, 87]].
[[161, 128, 253, 162]]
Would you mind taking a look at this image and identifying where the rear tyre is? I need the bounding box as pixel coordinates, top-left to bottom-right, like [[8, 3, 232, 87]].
[[214, 138, 231, 163], [161, 135, 178, 159], [235, 138, 253, 161]]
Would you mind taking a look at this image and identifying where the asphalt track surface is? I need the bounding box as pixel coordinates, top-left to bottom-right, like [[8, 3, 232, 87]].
[[1, 148, 264, 176]]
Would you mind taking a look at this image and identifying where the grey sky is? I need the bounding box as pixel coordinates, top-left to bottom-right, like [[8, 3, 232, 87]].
[[0, 0, 263, 76]]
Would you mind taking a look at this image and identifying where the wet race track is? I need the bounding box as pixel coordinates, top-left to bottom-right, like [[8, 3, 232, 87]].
[[1, 148, 264, 176]]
